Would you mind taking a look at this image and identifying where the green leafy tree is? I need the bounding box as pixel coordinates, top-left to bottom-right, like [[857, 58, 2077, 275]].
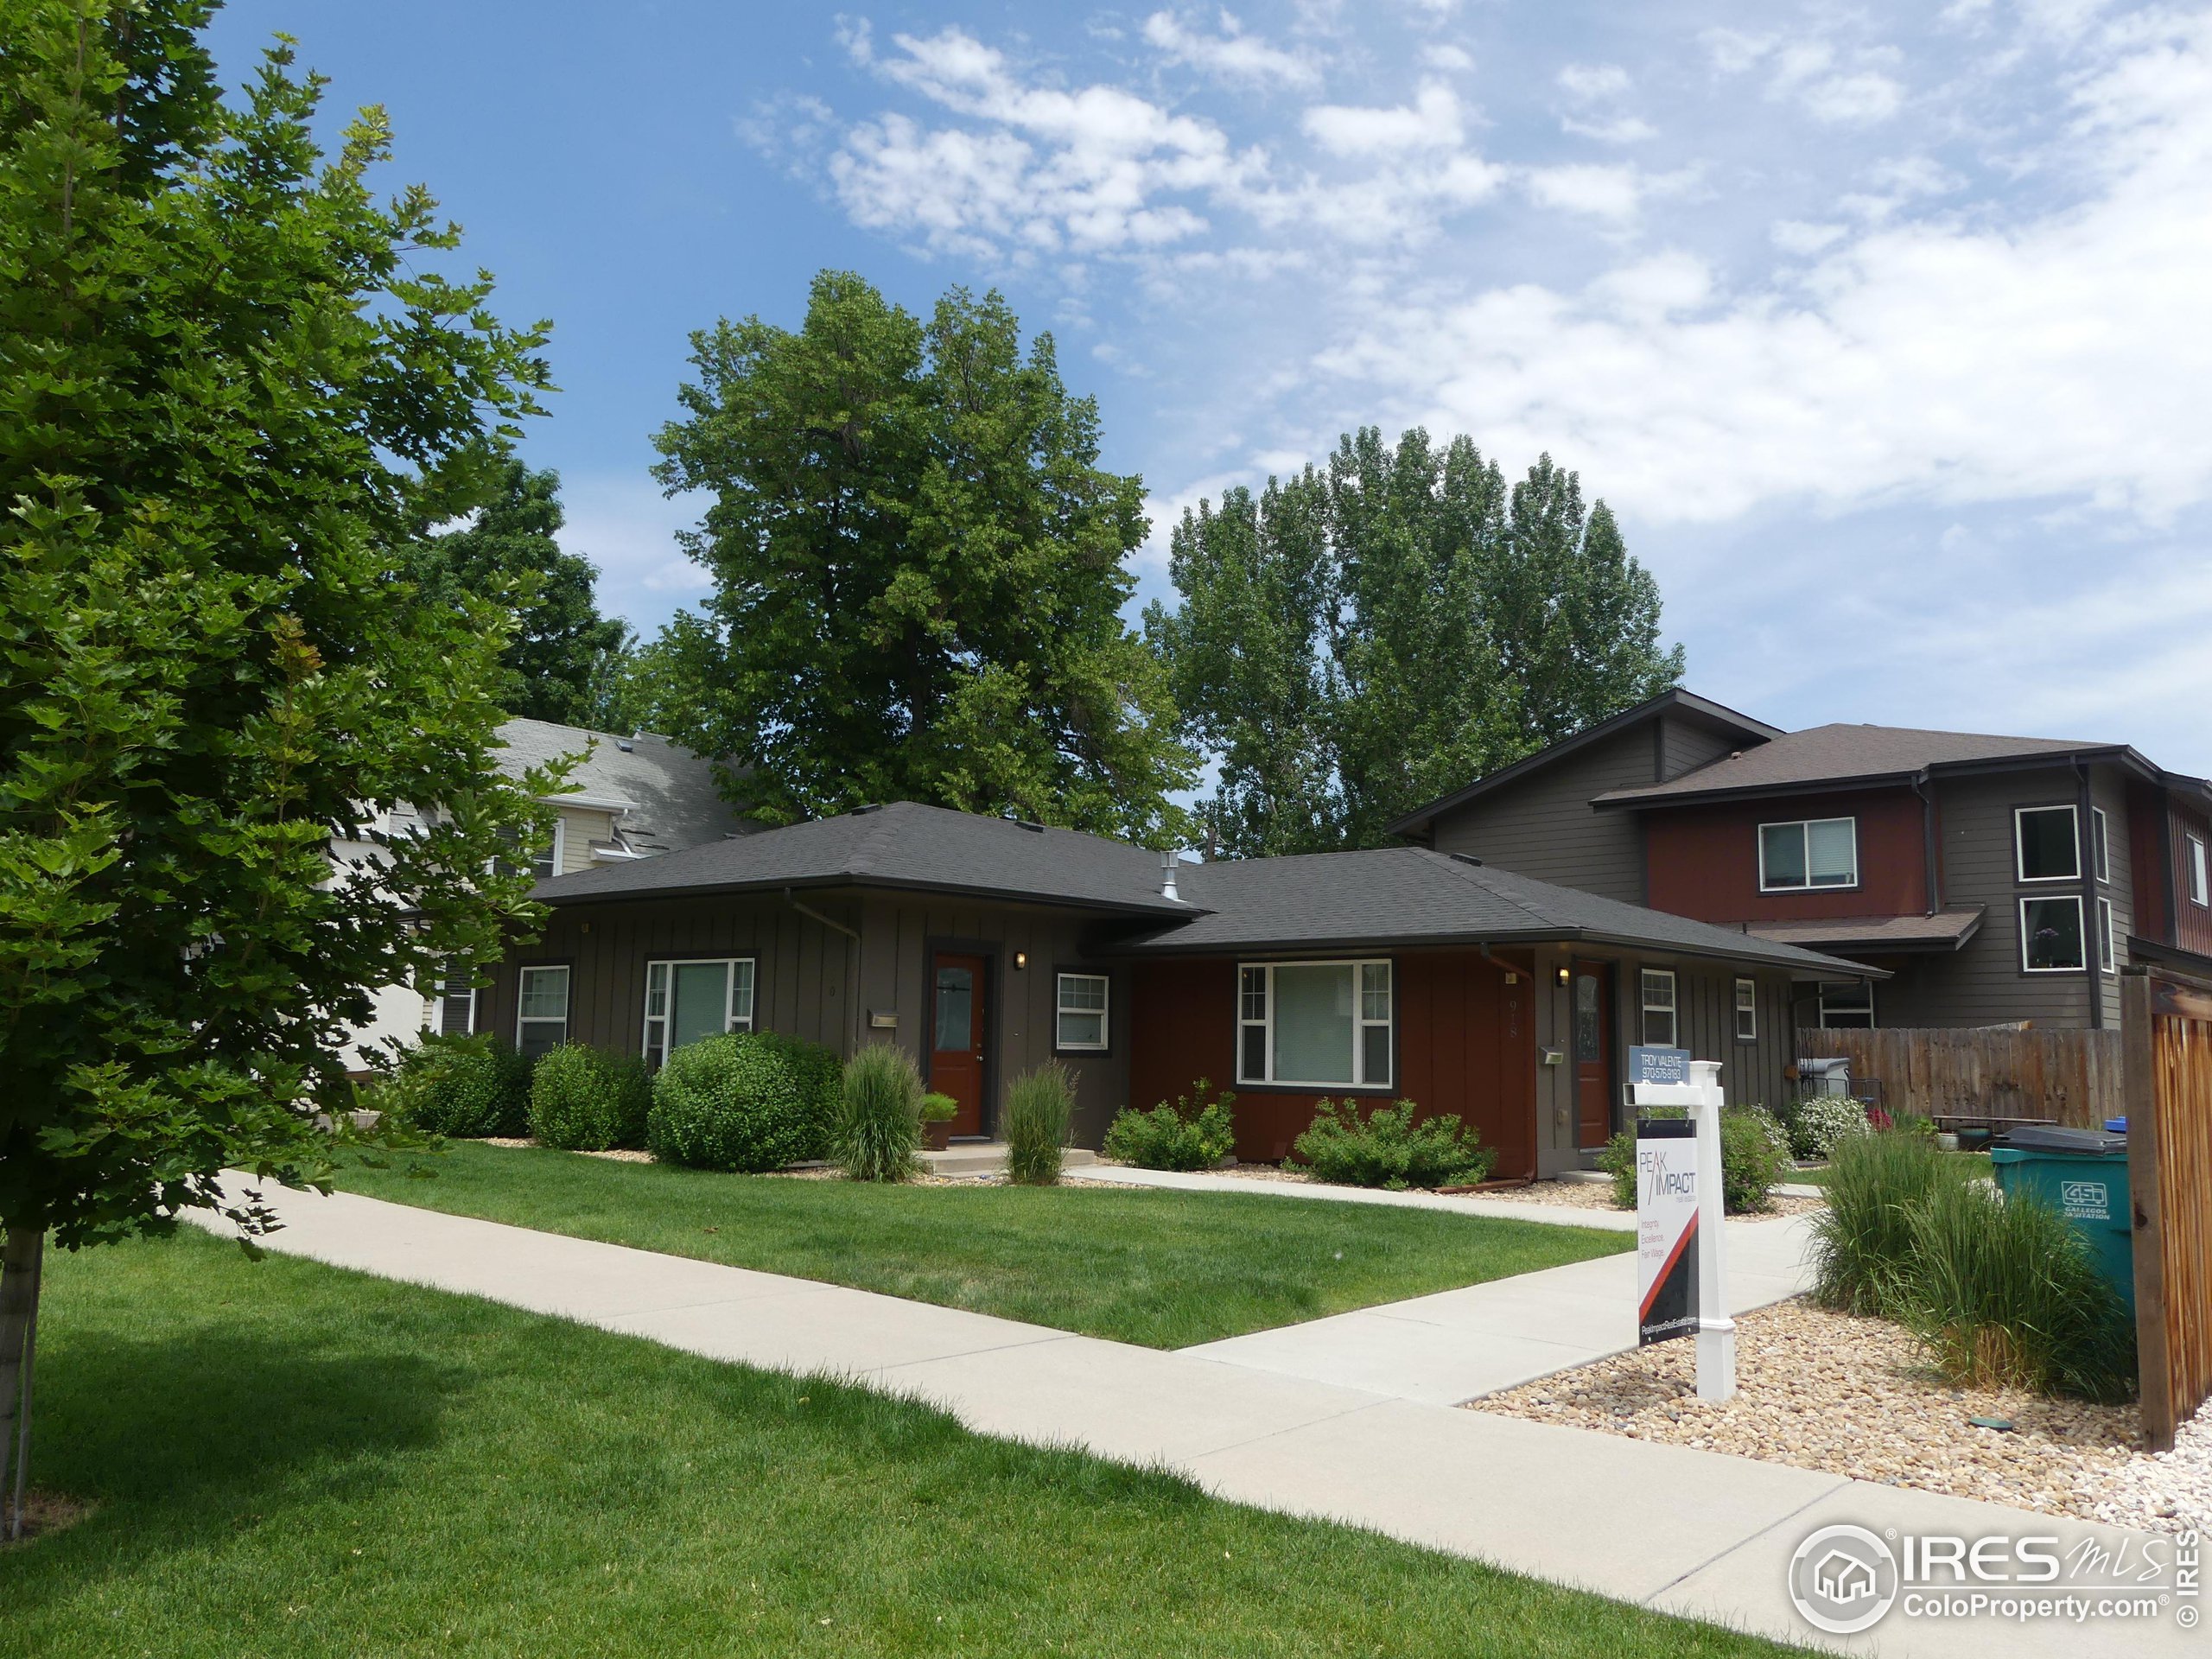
[[1150, 429, 1682, 852], [407, 457, 632, 728], [652, 270, 1195, 845], [0, 2, 556, 1530]]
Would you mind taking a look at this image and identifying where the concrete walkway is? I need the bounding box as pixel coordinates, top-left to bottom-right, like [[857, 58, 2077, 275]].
[[192, 1180, 2190, 1658], [1185, 1212, 1821, 1404], [1064, 1160, 1639, 1230]]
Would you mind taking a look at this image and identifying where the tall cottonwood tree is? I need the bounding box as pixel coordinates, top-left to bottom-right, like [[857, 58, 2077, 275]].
[[0, 2, 557, 1529], [650, 270, 1195, 845], [1148, 429, 1682, 855]]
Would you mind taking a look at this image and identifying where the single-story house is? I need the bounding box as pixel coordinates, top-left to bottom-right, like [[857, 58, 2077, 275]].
[[467, 801, 1876, 1177]]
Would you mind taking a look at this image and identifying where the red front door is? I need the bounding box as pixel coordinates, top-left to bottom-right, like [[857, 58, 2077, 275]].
[[930, 952, 988, 1138], [1572, 961, 1613, 1149]]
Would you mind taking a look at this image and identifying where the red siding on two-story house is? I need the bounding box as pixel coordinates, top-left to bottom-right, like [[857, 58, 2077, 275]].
[[1642, 787, 1929, 924], [2169, 797, 2212, 958]]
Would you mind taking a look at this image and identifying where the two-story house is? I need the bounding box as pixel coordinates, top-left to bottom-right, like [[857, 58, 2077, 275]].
[[1389, 689, 2212, 1034], [339, 718, 747, 1067]]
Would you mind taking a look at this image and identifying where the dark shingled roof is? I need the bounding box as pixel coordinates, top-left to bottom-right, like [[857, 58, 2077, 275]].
[[1593, 723, 2124, 808], [498, 718, 747, 855], [1745, 907, 1986, 954], [1113, 847, 1875, 975], [534, 799, 1196, 914]]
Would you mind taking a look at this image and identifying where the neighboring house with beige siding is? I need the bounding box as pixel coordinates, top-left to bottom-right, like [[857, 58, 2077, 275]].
[[1392, 690, 2212, 1036], [340, 718, 747, 1067]]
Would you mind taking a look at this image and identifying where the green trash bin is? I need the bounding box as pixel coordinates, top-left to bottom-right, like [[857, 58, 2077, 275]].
[[1989, 1126, 2133, 1313]]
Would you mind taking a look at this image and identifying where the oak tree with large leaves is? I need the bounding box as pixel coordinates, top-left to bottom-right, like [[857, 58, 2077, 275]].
[[647, 271, 1196, 846], [0, 0, 559, 1529]]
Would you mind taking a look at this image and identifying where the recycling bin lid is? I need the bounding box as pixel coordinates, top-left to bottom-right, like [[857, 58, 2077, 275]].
[[1993, 1124, 2127, 1155]]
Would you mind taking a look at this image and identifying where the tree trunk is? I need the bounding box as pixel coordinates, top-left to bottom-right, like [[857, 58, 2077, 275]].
[[0, 1226, 45, 1542]]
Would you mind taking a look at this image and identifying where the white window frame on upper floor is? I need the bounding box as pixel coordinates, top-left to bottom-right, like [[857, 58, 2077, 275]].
[[2097, 897, 2120, 976], [2190, 834, 2209, 907], [2091, 806, 2112, 885], [531, 817, 567, 882], [1757, 817, 1859, 892], [2014, 804, 2081, 885]]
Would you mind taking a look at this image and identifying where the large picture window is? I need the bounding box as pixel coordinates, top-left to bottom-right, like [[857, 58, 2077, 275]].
[[1758, 818, 1858, 890], [2015, 805, 2080, 883], [2020, 896, 2086, 972], [1639, 969, 1677, 1046], [1055, 972, 1109, 1052], [1235, 960, 1392, 1089], [643, 957, 756, 1068], [515, 965, 570, 1059]]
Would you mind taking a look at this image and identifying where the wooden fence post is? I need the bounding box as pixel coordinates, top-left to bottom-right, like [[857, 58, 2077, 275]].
[[2122, 970, 2173, 1452]]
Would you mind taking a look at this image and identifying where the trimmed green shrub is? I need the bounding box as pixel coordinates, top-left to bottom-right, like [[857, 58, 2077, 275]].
[[529, 1044, 652, 1151], [379, 1032, 531, 1138], [1598, 1107, 1791, 1215], [836, 1043, 923, 1183], [1810, 1129, 1962, 1314], [1900, 1178, 2136, 1402], [647, 1031, 841, 1173], [1787, 1094, 1871, 1161], [920, 1092, 959, 1127], [1102, 1078, 1236, 1172], [1003, 1062, 1073, 1186], [1290, 1099, 1496, 1191]]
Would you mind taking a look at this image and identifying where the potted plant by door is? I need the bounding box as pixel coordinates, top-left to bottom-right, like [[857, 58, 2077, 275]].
[[919, 1092, 959, 1152]]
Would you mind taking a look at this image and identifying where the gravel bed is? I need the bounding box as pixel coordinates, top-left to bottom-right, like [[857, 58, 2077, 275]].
[[1473, 1297, 2155, 1525], [1200, 1167, 1826, 1219], [2087, 1411, 2212, 1534]]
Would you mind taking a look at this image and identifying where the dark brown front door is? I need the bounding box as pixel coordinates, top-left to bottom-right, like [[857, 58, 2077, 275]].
[[931, 952, 988, 1137], [1572, 960, 1613, 1149]]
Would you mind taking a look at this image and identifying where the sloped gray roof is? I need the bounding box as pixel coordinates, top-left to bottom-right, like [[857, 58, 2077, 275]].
[[1745, 907, 1986, 953], [496, 718, 747, 855], [1593, 723, 2126, 808], [534, 798, 1196, 914], [1115, 847, 1874, 975]]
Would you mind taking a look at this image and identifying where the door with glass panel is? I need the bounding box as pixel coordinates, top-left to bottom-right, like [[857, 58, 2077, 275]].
[[642, 958, 755, 1068], [1572, 960, 1613, 1149], [930, 952, 988, 1138]]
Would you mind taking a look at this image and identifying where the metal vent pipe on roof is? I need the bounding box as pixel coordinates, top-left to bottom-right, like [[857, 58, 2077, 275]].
[[1160, 849, 1179, 901]]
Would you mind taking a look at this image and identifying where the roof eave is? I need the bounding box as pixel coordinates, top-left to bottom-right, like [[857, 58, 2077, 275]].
[[1593, 744, 2158, 813], [535, 868, 1201, 918], [1103, 922, 1884, 977]]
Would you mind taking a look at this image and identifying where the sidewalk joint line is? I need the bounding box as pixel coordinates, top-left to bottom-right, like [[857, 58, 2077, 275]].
[[1637, 1480, 1848, 1607]]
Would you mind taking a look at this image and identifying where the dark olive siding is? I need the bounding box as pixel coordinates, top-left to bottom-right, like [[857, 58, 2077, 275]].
[[1426, 727, 1658, 903], [1657, 714, 1741, 783], [479, 888, 1133, 1147]]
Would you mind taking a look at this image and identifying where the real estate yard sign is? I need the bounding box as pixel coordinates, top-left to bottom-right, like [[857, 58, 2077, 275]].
[[1636, 1117, 1699, 1345]]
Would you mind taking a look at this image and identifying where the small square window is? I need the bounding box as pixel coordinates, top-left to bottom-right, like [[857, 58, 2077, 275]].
[[1733, 977, 1758, 1043], [2015, 805, 2080, 883], [1056, 972, 1109, 1052]]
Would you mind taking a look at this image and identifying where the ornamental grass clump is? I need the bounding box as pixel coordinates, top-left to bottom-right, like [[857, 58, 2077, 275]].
[[1101, 1079, 1236, 1171], [528, 1044, 652, 1151], [1290, 1100, 1495, 1191], [1901, 1179, 2136, 1402], [1002, 1062, 1073, 1186], [1810, 1128, 1961, 1315], [836, 1043, 923, 1183]]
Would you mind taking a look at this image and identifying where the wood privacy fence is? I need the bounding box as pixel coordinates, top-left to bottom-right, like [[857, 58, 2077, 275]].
[[1796, 1025, 2123, 1128], [2123, 967, 2212, 1452]]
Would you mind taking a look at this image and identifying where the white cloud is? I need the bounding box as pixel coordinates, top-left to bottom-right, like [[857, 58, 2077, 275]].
[[558, 478, 713, 629], [1798, 71, 1905, 124], [1522, 163, 1644, 222], [1302, 79, 1466, 155], [1142, 10, 1321, 90], [1703, 28, 1905, 125], [1422, 43, 1475, 73], [1771, 219, 1847, 254], [1562, 113, 1657, 144], [1557, 62, 1632, 100]]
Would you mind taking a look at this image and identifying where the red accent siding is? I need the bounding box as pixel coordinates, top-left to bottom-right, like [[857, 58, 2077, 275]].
[[2171, 799, 2212, 957], [1126, 953, 1537, 1178], [1643, 787, 1928, 923], [2129, 783, 2171, 942]]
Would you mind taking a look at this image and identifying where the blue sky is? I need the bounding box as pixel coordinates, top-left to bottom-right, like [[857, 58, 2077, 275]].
[[210, 2, 2212, 771]]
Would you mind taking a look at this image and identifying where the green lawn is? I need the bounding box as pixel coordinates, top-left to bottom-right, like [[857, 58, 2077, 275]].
[[4, 1233, 1799, 1659], [329, 1140, 1626, 1349]]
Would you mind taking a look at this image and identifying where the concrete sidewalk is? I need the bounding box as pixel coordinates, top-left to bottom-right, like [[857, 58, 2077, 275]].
[[1064, 1160, 1639, 1230], [192, 1180, 2190, 1658], [1185, 1212, 1821, 1404]]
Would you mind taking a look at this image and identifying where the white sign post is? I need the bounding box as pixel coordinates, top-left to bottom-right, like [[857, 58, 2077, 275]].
[[1629, 1052, 1735, 1402]]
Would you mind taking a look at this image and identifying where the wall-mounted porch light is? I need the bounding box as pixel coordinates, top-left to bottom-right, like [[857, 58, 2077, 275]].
[[1013, 950, 1028, 969], [1556, 964, 1572, 986]]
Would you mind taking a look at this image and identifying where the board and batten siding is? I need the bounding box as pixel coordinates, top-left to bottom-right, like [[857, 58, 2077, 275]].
[[478, 887, 1133, 1147], [1425, 727, 1658, 903]]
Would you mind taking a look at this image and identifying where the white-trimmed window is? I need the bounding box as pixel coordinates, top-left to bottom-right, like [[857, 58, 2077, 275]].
[[2091, 807, 2111, 884], [2020, 895, 2086, 973], [1733, 977, 1758, 1043], [435, 957, 476, 1036], [531, 817, 566, 881], [643, 957, 756, 1069], [1235, 960, 1392, 1089], [2098, 897, 2120, 975], [1818, 981, 1875, 1028], [2190, 834, 2209, 906], [1639, 969, 1677, 1046], [1055, 972, 1109, 1052], [515, 965, 570, 1058], [2015, 805, 2080, 883], [1758, 818, 1858, 890]]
